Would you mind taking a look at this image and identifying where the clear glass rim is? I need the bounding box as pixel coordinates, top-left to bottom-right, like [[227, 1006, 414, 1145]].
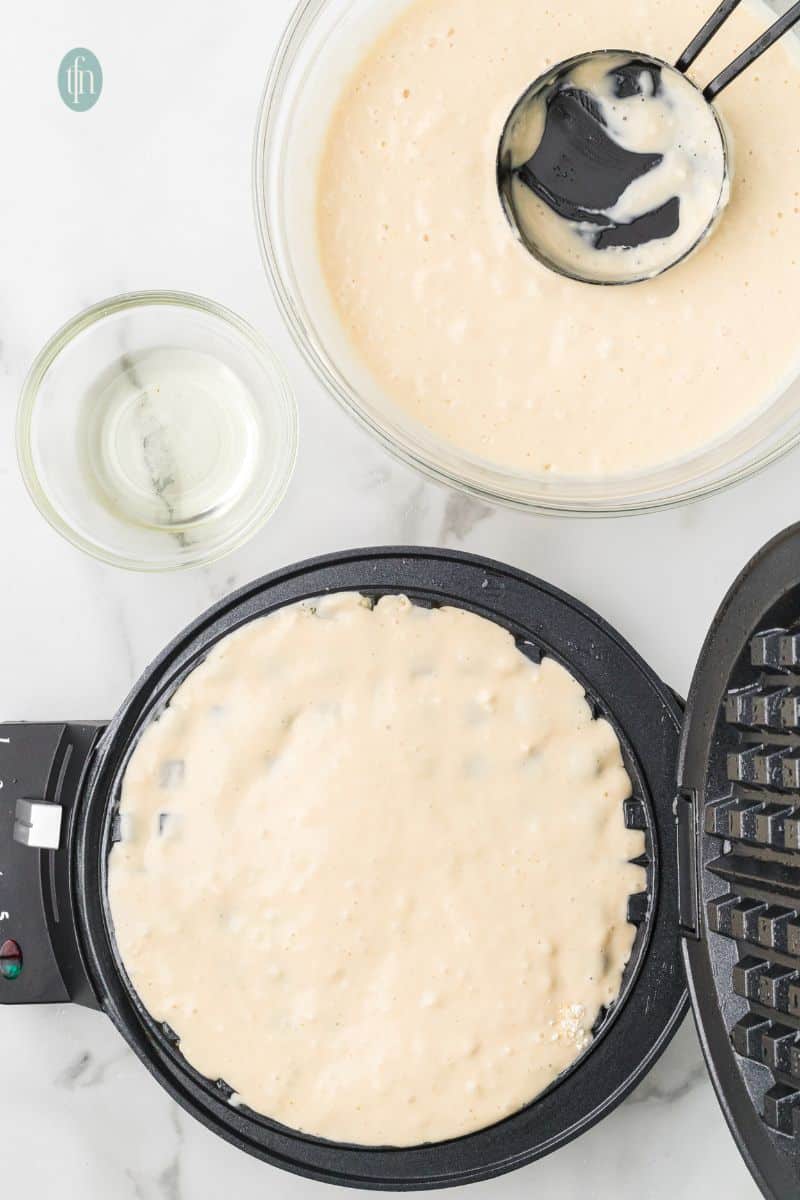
[[17, 290, 299, 572], [252, 0, 800, 517]]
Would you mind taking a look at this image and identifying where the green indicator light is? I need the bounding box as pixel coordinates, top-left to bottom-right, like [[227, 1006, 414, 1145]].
[[0, 939, 22, 981]]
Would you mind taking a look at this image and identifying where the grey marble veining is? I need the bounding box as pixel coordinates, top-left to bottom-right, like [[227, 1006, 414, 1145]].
[[0, 0, 788, 1196]]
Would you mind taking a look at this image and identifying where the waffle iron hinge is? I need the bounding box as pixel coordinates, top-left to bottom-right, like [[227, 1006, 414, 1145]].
[[677, 788, 700, 939]]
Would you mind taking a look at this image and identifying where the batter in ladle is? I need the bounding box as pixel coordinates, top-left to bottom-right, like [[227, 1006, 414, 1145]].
[[501, 51, 729, 282]]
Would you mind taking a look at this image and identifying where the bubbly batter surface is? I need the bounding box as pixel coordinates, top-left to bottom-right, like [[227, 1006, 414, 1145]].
[[109, 594, 644, 1146], [317, 0, 800, 475]]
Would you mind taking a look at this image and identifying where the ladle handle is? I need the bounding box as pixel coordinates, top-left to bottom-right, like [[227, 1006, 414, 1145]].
[[676, 0, 742, 74], [676, 0, 800, 101]]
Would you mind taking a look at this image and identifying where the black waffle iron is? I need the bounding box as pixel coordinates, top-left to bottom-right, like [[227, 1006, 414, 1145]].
[[1, 537, 800, 1197]]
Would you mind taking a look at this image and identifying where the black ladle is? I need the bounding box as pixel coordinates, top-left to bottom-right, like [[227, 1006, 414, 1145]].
[[498, 0, 800, 284]]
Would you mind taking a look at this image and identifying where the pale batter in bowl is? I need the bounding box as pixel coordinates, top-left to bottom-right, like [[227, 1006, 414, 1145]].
[[316, 0, 800, 475], [108, 594, 645, 1147]]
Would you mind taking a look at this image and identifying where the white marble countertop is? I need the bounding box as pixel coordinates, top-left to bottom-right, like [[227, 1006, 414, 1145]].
[[4, 1, 795, 1195]]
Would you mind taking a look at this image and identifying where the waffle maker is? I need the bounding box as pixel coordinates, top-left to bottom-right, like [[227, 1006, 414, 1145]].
[[2, 535, 800, 1197]]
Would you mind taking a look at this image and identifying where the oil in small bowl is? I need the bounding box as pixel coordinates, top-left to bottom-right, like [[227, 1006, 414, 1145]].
[[81, 347, 261, 530], [18, 293, 297, 571]]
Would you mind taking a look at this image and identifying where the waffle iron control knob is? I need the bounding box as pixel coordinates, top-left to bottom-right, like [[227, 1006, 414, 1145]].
[[12, 798, 63, 850]]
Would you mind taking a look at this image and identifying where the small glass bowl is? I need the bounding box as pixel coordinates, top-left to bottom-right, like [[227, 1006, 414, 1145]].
[[17, 292, 298, 571], [253, 0, 800, 516]]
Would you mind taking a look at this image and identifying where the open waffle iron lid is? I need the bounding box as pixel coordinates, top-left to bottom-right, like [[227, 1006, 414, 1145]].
[[679, 521, 800, 1200]]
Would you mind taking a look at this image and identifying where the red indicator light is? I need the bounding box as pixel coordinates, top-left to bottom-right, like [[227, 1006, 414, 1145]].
[[0, 939, 22, 980]]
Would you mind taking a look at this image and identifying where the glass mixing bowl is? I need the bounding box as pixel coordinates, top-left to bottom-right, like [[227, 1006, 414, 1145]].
[[254, 0, 800, 516]]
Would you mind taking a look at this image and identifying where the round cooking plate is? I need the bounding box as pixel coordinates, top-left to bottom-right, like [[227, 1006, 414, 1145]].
[[73, 548, 687, 1188]]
